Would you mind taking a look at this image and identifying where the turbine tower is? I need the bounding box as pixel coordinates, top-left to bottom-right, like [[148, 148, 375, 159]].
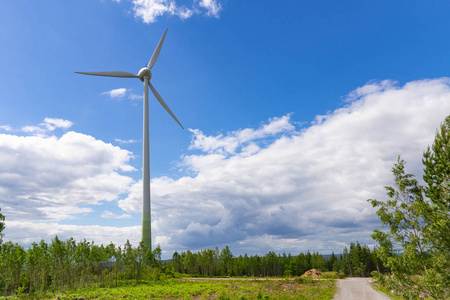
[[76, 29, 183, 250]]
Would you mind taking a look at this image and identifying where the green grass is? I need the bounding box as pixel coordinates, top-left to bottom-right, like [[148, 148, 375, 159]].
[[370, 280, 404, 300], [5, 278, 337, 300], [318, 272, 345, 279]]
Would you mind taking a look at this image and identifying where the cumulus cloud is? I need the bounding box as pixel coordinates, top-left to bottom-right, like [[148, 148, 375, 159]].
[[3, 78, 450, 257], [117, 78, 450, 254], [188, 115, 295, 155], [130, 0, 222, 23], [5, 220, 140, 246], [344, 79, 395, 102], [0, 130, 135, 222]]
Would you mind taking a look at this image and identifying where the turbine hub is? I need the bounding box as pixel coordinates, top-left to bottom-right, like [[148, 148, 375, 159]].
[[138, 67, 152, 82]]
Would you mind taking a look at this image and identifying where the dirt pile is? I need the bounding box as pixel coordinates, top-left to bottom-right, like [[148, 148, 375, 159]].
[[302, 269, 322, 278]]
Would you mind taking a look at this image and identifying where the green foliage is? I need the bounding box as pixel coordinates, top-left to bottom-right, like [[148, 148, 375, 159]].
[[0, 237, 172, 298], [0, 237, 344, 299], [168, 247, 340, 278], [368, 115, 450, 300], [0, 241, 26, 296], [320, 272, 344, 279], [368, 157, 440, 298], [422, 115, 450, 289], [33, 278, 334, 300], [334, 243, 379, 277]]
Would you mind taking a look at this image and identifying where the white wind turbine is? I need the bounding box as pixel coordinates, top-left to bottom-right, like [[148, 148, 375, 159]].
[[76, 29, 183, 250]]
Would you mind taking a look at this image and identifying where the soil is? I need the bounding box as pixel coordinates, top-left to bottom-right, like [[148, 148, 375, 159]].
[[302, 269, 322, 278]]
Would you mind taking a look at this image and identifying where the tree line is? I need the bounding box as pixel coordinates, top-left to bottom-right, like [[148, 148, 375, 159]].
[[168, 242, 380, 278], [0, 236, 164, 297], [0, 231, 381, 297]]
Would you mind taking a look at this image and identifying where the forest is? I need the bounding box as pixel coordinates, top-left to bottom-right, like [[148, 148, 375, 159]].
[[1, 115, 449, 299], [0, 235, 377, 297]]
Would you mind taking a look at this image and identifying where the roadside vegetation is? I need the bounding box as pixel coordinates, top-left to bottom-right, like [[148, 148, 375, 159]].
[[367, 116, 450, 299]]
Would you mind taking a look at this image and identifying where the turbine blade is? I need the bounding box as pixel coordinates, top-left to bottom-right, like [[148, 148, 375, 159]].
[[147, 29, 168, 70], [148, 81, 184, 129], [75, 71, 138, 78]]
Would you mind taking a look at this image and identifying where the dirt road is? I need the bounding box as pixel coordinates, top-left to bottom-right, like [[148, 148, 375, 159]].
[[332, 277, 392, 300]]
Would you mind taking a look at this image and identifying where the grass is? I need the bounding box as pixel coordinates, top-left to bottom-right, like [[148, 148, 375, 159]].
[[4, 278, 337, 300], [312, 272, 345, 279], [369, 279, 407, 300]]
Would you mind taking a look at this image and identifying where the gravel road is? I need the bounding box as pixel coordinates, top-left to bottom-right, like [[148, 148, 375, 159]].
[[332, 277, 392, 300]]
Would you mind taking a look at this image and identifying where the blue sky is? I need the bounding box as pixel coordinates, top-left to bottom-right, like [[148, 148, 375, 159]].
[[1, 0, 450, 258]]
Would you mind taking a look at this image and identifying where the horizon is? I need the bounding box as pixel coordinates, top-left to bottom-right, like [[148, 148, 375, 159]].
[[1, 0, 450, 259]]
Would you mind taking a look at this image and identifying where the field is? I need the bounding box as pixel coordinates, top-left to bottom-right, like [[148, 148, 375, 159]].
[[6, 278, 336, 300]]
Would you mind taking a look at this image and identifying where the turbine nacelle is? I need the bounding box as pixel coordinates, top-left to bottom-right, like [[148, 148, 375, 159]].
[[138, 67, 152, 82]]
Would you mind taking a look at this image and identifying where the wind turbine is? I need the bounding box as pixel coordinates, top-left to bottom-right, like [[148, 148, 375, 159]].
[[76, 29, 183, 250]]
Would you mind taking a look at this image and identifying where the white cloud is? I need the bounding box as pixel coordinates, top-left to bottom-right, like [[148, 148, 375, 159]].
[[21, 125, 44, 134], [102, 88, 128, 98], [3, 78, 450, 257], [0, 125, 12, 131], [115, 138, 139, 144], [101, 211, 132, 219], [344, 79, 395, 102], [117, 78, 450, 254], [132, 0, 192, 23], [43, 118, 73, 131], [130, 0, 221, 23], [199, 0, 222, 17], [128, 93, 143, 101], [0, 130, 135, 222], [21, 118, 73, 135], [4, 221, 140, 247], [102, 88, 143, 101], [188, 115, 294, 155]]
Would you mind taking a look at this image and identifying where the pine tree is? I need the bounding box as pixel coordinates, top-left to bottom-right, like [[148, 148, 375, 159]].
[[368, 157, 433, 298], [422, 115, 450, 292]]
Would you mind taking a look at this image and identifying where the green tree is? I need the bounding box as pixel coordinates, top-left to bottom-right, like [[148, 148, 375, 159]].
[[112, 245, 123, 287], [219, 246, 233, 275], [341, 247, 351, 276], [26, 241, 46, 294], [123, 240, 138, 282], [49, 236, 68, 291], [310, 252, 326, 271], [0, 242, 26, 294], [326, 252, 337, 271], [368, 157, 437, 298], [422, 115, 450, 292], [332, 254, 346, 274], [199, 248, 214, 276]]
